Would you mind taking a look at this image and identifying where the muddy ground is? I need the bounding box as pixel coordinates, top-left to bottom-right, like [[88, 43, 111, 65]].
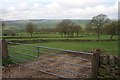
[[2, 53, 92, 79]]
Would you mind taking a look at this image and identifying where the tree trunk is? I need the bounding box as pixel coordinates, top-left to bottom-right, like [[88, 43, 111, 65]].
[[67, 33, 70, 38], [30, 33, 32, 37], [61, 33, 62, 37], [97, 26, 100, 41], [72, 33, 74, 38], [110, 27, 116, 40], [77, 32, 79, 37], [110, 32, 115, 40], [64, 33, 66, 37], [97, 33, 100, 41], [69, 33, 73, 38]]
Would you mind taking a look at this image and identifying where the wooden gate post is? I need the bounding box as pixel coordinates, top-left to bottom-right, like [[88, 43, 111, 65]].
[[0, 39, 8, 59], [91, 49, 101, 78]]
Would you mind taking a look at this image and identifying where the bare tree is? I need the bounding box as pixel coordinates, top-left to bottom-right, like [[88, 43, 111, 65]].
[[57, 19, 73, 37], [56, 24, 64, 37], [73, 24, 82, 37], [85, 23, 95, 35], [91, 14, 110, 40], [67, 22, 75, 37], [57, 19, 83, 37], [26, 22, 36, 37], [104, 21, 118, 39]]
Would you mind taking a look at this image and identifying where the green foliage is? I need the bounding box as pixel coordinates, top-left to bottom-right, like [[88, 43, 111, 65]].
[[2, 58, 12, 66], [104, 22, 118, 34], [90, 14, 110, 40], [103, 21, 118, 39]]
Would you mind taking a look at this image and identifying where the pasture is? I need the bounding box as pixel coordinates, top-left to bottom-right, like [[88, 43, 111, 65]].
[[31, 41, 118, 55], [8, 41, 118, 57]]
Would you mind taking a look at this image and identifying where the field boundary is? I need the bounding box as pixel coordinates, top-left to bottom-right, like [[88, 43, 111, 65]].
[[5, 39, 117, 44]]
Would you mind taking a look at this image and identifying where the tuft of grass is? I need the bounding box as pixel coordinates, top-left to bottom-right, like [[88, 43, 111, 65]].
[[2, 58, 13, 66]]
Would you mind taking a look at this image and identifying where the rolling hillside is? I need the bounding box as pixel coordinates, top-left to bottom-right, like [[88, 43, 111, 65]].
[[4, 19, 91, 30]]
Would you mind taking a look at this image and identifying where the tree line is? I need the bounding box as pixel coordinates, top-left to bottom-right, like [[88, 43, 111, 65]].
[[2, 14, 119, 40], [56, 19, 82, 37]]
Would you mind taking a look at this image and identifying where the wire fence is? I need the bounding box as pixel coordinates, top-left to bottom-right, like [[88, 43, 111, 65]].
[[7, 42, 93, 78]]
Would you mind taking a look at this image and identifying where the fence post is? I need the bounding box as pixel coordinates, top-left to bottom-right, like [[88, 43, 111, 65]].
[[0, 39, 8, 59], [37, 47, 39, 58], [91, 49, 101, 78]]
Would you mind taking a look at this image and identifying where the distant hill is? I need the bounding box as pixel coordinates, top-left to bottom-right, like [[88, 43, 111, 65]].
[[4, 19, 91, 30]]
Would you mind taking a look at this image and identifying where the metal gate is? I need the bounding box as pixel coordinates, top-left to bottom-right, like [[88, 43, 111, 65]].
[[7, 42, 93, 78]]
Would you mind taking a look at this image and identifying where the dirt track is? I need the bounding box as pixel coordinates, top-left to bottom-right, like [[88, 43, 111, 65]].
[[2, 53, 92, 78]]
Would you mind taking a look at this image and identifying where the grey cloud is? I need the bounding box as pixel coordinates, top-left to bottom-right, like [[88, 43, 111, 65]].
[[1, 0, 118, 20]]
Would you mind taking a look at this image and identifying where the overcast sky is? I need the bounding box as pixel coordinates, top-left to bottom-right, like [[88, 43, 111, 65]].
[[1, 0, 119, 20]]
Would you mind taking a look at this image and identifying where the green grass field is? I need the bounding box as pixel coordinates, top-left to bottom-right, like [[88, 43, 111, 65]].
[[31, 41, 118, 55], [8, 44, 38, 63], [8, 41, 118, 56], [4, 34, 118, 65], [7, 40, 118, 65]]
